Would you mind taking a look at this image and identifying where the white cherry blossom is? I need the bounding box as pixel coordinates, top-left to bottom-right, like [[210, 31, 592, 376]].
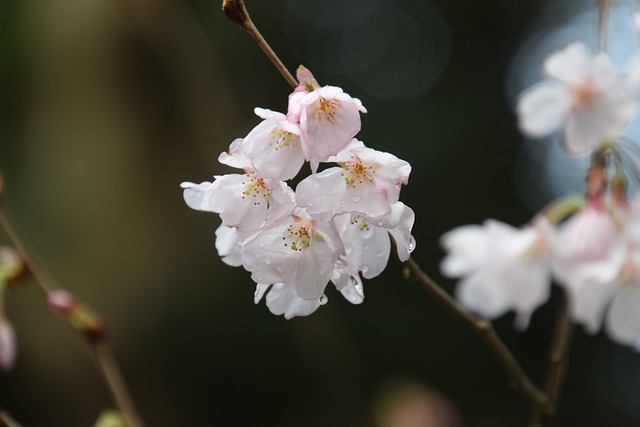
[[215, 224, 242, 267], [254, 283, 322, 319], [441, 217, 552, 329], [517, 41, 636, 154]]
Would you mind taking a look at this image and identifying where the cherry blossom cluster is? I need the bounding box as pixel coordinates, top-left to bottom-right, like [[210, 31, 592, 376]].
[[182, 67, 415, 318], [441, 12, 640, 350]]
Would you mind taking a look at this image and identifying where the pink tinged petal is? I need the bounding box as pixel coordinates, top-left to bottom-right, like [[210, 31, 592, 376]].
[[501, 257, 551, 330], [243, 117, 304, 181], [299, 87, 365, 169], [334, 213, 391, 279], [440, 225, 491, 277], [456, 272, 510, 319], [335, 272, 365, 305], [218, 138, 252, 170], [262, 181, 296, 228], [294, 241, 336, 300], [570, 278, 617, 334], [265, 283, 322, 319], [241, 222, 301, 285], [181, 181, 213, 211], [0, 317, 16, 371], [605, 286, 640, 350], [254, 284, 270, 304], [543, 41, 591, 84], [209, 174, 270, 232], [385, 203, 416, 262], [517, 83, 571, 138], [295, 168, 346, 222], [215, 224, 243, 267]]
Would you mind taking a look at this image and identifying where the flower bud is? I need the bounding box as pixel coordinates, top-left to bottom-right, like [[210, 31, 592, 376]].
[[222, 0, 247, 29], [0, 247, 28, 291], [48, 290, 105, 344], [0, 316, 16, 371], [94, 409, 126, 427]]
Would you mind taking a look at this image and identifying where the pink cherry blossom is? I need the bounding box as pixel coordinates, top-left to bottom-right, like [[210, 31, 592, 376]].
[[241, 108, 305, 181], [287, 68, 367, 172], [296, 139, 411, 222], [241, 209, 345, 300], [181, 174, 295, 233], [517, 41, 636, 154]]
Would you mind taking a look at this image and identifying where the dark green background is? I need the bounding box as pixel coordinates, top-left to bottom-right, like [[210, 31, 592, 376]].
[[2, 0, 640, 425]]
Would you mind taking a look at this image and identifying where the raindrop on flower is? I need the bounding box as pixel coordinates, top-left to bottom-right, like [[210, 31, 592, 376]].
[[408, 236, 416, 253], [350, 275, 364, 298], [264, 256, 272, 265], [319, 294, 329, 305], [352, 196, 361, 203]]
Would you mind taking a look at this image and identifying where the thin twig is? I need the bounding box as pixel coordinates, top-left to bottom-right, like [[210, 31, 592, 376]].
[[92, 342, 144, 427], [530, 293, 573, 427], [403, 257, 547, 408], [598, 0, 611, 52], [222, 0, 298, 89], [0, 209, 56, 293], [0, 206, 145, 427]]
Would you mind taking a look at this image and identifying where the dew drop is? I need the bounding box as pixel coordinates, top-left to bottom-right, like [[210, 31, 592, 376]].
[[408, 236, 416, 253], [319, 294, 328, 305], [264, 256, 272, 264], [375, 251, 385, 258], [352, 196, 361, 203], [363, 245, 369, 251], [349, 275, 364, 298]]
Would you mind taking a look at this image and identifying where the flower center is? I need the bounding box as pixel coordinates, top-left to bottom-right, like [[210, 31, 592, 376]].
[[283, 221, 313, 252], [339, 156, 376, 188], [240, 175, 270, 206], [315, 97, 340, 124], [571, 79, 597, 112], [269, 128, 299, 151]]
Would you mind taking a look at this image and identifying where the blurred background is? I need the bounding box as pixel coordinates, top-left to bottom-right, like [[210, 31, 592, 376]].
[[2, 0, 640, 425]]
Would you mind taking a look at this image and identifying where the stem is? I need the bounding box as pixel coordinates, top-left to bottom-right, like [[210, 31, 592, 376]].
[[403, 257, 547, 408], [0, 209, 56, 293], [0, 206, 145, 427], [222, 0, 298, 89], [92, 342, 144, 427], [530, 293, 574, 427], [597, 0, 611, 52]]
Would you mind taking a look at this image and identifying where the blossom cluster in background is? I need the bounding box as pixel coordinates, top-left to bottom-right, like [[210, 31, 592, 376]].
[[441, 12, 640, 349], [182, 67, 415, 318]]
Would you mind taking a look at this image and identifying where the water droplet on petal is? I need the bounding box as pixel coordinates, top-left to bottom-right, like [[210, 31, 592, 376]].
[[375, 251, 384, 258], [352, 196, 361, 203], [363, 245, 369, 251], [264, 256, 272, 264], [408, 236, 416, 253], [350, 275, 364, 298], [319, 294, 328, 305]]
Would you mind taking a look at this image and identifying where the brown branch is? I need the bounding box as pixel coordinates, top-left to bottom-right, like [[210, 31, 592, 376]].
[[403, 257, 547, 408], [222, 0, 298, 89], [529, 293, 573, 427], [0, 206, 144, 427]]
